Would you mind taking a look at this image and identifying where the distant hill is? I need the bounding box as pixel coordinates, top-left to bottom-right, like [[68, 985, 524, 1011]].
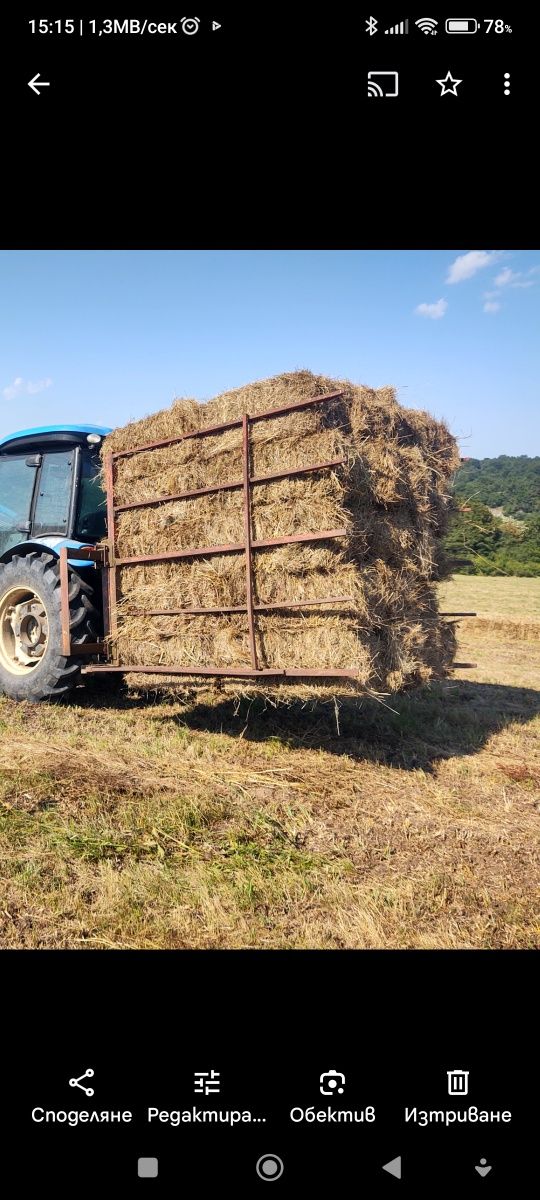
[[453, 455, 540, 519]]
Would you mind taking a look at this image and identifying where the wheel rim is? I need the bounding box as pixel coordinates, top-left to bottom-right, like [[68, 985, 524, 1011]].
[[0, 585, 49, 675]]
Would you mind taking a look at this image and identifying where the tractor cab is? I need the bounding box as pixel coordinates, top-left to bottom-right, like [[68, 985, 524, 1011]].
[[0, 425, 111, 560], [0, 425, 111, 701]]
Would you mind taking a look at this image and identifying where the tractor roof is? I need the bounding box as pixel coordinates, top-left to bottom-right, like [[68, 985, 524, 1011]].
[[0, 424, 112, 452]]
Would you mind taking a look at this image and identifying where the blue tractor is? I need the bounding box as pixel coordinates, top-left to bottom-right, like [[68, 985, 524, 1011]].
[[0, 424, 111, 700]]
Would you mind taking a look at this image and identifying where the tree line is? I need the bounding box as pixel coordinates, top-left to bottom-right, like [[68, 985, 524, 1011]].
[[445, 456, 540, 576], [453, 455, 539, 519], [445, 503, 540, 576]]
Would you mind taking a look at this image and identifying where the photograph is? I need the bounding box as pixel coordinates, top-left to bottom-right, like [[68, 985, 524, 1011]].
[[2, 5, 536, 1189], [1, 248, 538, 954]]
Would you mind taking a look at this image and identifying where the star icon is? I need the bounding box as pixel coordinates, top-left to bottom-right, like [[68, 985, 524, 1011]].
[[436, 70, 462, 96]]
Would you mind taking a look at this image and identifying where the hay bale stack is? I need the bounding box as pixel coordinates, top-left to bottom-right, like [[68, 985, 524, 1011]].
[[104, 371, 460, 692]]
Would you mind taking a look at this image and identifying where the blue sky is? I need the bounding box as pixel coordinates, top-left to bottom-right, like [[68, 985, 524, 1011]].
[[0, 249, 538, 457]]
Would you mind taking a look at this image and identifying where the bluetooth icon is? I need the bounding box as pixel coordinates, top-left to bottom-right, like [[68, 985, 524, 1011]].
[[366, 16, 378, 35]]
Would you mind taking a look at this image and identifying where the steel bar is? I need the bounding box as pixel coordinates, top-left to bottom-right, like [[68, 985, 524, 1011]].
[[101, 562, 111, 641], [64, 545, 106, 563], [115, 479, 243, 513], [114, 527, 348, 567], [83, 664, 360, 678], [452, 662, 477, 668], [440, 611, 477, 617], [112, 416, 242, 460], [70, 642, 105, 655], [242, 413, 258, 669], [113, 457, 347, 514], [111, 390, 345, 460], [59, 546, 71, 656], [251, 457, 346, 487], [249, 389, 344, 424], [104, 453, 119, 649], [142, 597, 355, 616]]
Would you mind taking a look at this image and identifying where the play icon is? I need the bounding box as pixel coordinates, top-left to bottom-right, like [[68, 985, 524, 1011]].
[[382, 1156, 402, 1180]]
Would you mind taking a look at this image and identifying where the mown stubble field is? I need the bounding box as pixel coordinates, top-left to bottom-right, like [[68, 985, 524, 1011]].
[[1, 577, 538, 949]]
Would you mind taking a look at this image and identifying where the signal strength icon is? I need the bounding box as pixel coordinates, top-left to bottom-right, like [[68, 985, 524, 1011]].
[[385, 19, 409, 35], [416, 17, 438, 35]]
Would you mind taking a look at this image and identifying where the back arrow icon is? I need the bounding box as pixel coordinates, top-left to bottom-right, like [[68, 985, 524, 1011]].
[[28, 73, 51, 95]]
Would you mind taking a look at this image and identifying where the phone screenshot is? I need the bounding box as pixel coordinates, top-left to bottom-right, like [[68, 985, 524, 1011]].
[[0, 10, 537, 1195]]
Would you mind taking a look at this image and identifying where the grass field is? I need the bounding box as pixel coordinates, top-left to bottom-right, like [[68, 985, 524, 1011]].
[[1, 577, 538, 950]]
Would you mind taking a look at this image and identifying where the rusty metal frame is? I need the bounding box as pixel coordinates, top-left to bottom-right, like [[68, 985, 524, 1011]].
[[84, 662, 477, 676], [439, 611, 477, 617], [113, 457, 347, 514], [59, 545, 71, 656], [58, 545, 106, 657], [86, 389, 363, 679], [113, 527, 348, 568], [71, 387, 473, 681], [242, 412, 258, 669], [142, 597, 355, 616], [140, 603, 474, 617], [104, 452, 118, 654], [84, 665, 362, 679]]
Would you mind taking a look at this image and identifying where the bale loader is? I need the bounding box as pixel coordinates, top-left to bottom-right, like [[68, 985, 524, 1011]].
[[0, 401, 475, 702]]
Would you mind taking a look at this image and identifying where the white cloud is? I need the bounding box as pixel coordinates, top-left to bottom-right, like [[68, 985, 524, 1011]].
[[2, 376, 52, 402], [2, 376, 23, 402], [494, 267, 519, 287], [483, 290, 501, 301], [446, 250, 501, 284], [494, 265, 538, 289], [415, 298, 448, 320], [26, 378, 53, 395], [494, 265, 528, 285], [483, 300, 501, 314]]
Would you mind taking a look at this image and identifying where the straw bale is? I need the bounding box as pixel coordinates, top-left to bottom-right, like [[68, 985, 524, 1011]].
[[103, 371, 460, 692]]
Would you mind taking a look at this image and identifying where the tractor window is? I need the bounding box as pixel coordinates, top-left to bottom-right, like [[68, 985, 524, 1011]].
[[75, 450, 107, 541], [0, 455, 38, 556], [32, 450, 75, 537]]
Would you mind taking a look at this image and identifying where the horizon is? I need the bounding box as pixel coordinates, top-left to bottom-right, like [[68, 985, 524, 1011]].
[[1, 249, 538, 458]]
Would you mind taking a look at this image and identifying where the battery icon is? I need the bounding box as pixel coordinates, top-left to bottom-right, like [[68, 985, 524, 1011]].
[[445, 18, 479, 33]]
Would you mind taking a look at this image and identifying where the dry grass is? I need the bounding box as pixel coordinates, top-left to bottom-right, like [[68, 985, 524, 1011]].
[[440, 575, 540, 617], [105, 371, 460, 689], [440, 576, 540, 642], [0, 576, 538, 950]]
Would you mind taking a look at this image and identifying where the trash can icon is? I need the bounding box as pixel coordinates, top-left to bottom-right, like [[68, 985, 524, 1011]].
[[447, 1069, 469, 1096]]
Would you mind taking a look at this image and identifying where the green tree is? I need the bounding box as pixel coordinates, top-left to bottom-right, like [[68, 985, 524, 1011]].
[[445, 502, 503, 572], [453, 455, 540, 518]]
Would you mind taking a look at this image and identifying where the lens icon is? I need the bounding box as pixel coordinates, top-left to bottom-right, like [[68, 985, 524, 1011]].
[[256, 1154, 284, 1181]]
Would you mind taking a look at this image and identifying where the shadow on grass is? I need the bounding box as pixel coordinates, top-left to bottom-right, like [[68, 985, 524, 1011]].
[[79, 675, 540, 773]]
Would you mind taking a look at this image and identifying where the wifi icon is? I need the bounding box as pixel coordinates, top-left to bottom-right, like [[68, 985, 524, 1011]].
[[416, 17, 438, 35]]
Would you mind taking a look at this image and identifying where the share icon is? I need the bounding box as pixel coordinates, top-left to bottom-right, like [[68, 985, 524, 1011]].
[[69, 1068, 95, 1097]]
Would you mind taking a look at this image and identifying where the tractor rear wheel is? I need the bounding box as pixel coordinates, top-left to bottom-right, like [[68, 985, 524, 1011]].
[[0, 551, 99, 702]]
